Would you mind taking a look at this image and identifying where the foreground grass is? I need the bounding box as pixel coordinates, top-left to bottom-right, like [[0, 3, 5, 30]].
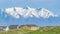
[[0, 26, 60, 34]]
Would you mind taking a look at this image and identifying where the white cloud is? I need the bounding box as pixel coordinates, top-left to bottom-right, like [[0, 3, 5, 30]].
[[5, 8, 20, 19]]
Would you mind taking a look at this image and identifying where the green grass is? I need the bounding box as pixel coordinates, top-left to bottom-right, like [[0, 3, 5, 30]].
[[0, 26, 60, 34]]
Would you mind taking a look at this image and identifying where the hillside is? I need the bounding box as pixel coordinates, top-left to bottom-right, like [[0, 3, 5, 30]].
[[0, 26, 60, 34]]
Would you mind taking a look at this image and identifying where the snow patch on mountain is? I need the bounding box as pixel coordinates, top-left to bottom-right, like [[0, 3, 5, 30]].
[[5, 8, 20, 18], [23, 7, 39, 18], [38, 8, 58, 18]]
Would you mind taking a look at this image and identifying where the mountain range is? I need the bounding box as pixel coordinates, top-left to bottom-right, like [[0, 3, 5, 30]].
[[0, 7, 60, 26]]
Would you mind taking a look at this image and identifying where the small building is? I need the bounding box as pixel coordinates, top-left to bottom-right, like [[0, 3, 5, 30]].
[[0, 26, 9, 31], [19, 24, 39, 30], [9, 25, 19, 29], [4, 27, 9, 31]]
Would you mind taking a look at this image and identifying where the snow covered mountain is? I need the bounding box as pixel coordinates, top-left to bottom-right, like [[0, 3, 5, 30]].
[[0, 7, 60, 26], [0, 7, 58, 19]]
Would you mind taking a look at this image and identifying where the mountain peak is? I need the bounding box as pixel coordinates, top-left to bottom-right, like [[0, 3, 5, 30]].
[[38, 8, 58, 18]]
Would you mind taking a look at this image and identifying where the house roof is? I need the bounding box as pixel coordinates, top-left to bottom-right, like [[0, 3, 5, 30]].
[[0, 26, 7, 28], [19, 24, 38, 28]]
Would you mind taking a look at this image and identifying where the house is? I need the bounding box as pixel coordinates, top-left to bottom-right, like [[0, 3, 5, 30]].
[[4, 27, 9, 31], [19, 24, 39, 30], [9, 25, 19, 29], [0, 26, 9, 31]]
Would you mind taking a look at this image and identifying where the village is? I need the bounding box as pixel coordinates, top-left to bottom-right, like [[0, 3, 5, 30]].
[[0, 24, 40, 31]]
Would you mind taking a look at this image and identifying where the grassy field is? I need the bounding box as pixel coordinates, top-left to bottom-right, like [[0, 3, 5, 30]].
[[0, 26, 60, 34]]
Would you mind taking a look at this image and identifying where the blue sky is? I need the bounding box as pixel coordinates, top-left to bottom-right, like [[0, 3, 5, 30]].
[[0, 0, 60, 26], [0, 0, 60, 15]]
